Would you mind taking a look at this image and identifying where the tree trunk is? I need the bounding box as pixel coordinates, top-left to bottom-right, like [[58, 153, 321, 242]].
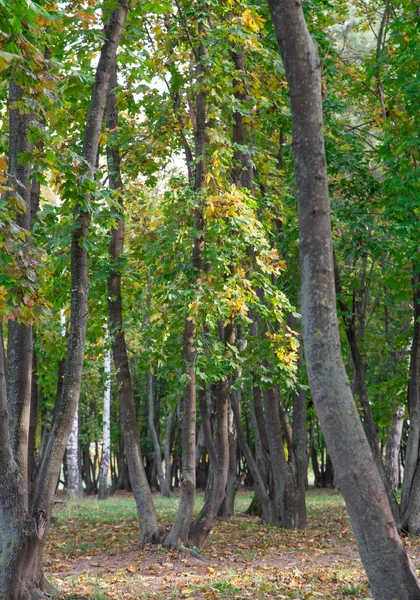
[[267, 1, 420, 597], [99, 344, 111, 500], [147, 372, 171, 497], [6, 82, 33, 506], [188, 378, 230, 547], [219, 407, 243, 518], [385, 405, 404, 492], [263, 386, 297, 528], [165, 25, 207, 549], [291, 335, 308, 529], [402, 272, 420, 532], [106, 57, 161, 543], [66, 407, 81, 499], [163, 407, 175, 496]]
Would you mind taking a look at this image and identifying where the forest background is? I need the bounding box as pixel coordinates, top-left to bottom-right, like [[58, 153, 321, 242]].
[[0, 0, 419, 598]]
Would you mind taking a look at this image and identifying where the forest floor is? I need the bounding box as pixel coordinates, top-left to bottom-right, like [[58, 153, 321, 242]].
[[45, 488, 420, 599]]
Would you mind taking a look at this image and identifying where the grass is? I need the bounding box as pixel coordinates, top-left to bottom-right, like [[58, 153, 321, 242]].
[[44, 488, 419, 599]]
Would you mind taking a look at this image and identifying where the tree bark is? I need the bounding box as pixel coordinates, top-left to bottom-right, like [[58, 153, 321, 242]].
[[99, 344, 111, 500], [385, 405, 404, 492], [106, 57, 161, 543], [165, 24, 207, 549], [66, 407, 81, 499], [6, 82, 33, 506], [147, 372, 171, 497], [267, 1, 420, 597], [401, 271, 420, 532]]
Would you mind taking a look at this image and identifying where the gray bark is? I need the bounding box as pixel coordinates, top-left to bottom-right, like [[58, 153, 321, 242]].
[[267, 1, 420, 597], [6, 82, 33, 504]]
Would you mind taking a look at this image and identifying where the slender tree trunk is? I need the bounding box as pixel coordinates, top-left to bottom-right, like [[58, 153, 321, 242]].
[[291, 333, 308, 529], [263, 386, 297, 528], [66, 407, 81, 499], [99, 343, 111, 499], [188, 377, 230, 547], [165, 24, 207, 549], [106, 57, 161, 543], [28, 348, 38, 503], [267, 1, 420, 597], [402, 272, 420, 532], [385, 405, 404, 492], [147, 372, 170, 497], [163, 407, 175, 495], [219, 407, 244, 518]]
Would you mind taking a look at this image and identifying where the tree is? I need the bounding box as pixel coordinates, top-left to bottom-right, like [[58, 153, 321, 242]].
[[267, 0, 420, 598], [0, 1, 130, 596]]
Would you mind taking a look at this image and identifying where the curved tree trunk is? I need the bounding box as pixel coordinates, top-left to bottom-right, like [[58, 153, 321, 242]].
[[267, 1, 420, 598], [106, 58, 161, 543], [188, 376, 230, 547]]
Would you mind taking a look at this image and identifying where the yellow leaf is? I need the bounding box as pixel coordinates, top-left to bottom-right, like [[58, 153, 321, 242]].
[[127, 565, 137, 573], [242, 8, 265, 33]]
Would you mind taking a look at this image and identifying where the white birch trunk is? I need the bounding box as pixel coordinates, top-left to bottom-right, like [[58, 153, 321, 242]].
[[66, 406, 81, 498], [62, 310, 81, 499], [99, 343, 111, 499]]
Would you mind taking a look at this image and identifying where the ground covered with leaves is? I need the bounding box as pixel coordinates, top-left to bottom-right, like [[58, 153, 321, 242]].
[[45, 489, 420, 599]]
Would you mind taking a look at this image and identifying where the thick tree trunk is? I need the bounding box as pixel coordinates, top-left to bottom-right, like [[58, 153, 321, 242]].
[[165, 26, 207, 549], [6, 82, 33, 505], [106, 58, 160, 543], [385, 405, 404, 492], [66, 407, 81, 499], [99, 344, 111, 500], [267, 1, 420, 597]]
